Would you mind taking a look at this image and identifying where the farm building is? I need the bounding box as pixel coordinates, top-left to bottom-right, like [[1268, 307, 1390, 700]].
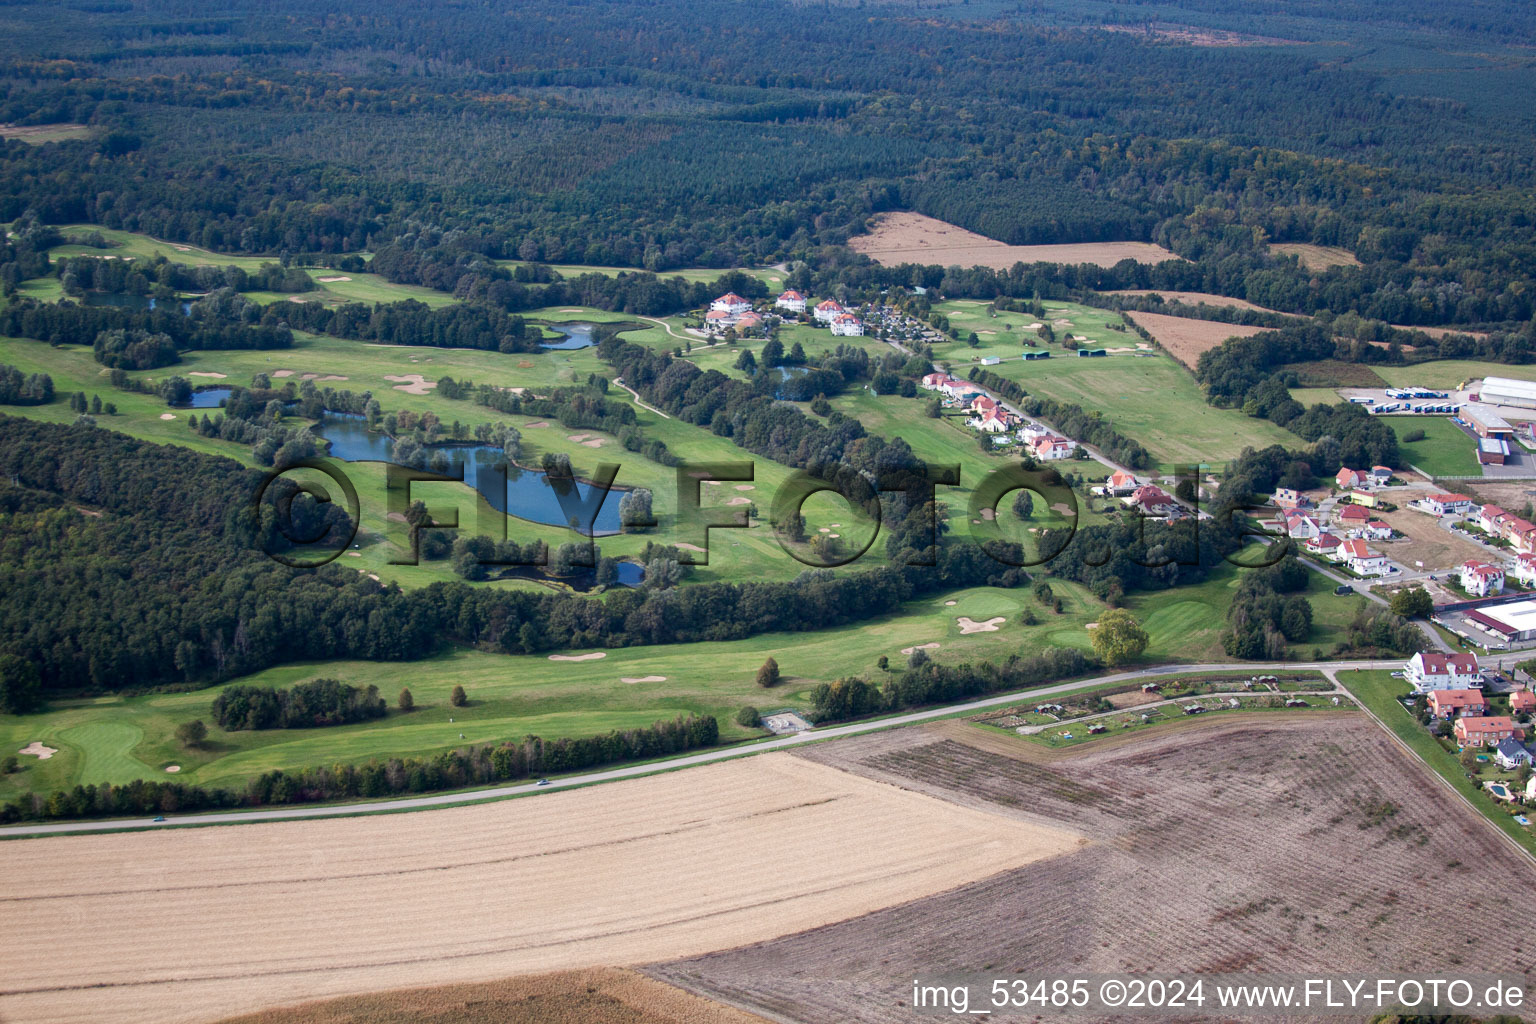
[[979, 356, 1001, 366], [1406, 651, 1481, 692], [1479, 376, 1536, 411], [1465, 403, 1515, 439], [774, 289, 807, 313], [1020, 349, 1051, 360], [1076, 348, 1107, 358]]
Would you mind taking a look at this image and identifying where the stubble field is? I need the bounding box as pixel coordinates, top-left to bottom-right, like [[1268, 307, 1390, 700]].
[[849, 212, 1179, 269], [0, 753, 1079, 1024], [1123, 310, 1273, 369], [651, 715, 1536, 1023]]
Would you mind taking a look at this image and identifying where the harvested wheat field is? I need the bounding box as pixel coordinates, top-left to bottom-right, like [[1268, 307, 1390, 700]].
[[1107, 289, 1279, 313], [0, 754, 1076, 1024], [850, 213, 1177, 270], [210, 967, 771, 1024], [1125, 310, 1273, 369], [652, 716, 1536, 1023], [1271, 242, 1361, 272]]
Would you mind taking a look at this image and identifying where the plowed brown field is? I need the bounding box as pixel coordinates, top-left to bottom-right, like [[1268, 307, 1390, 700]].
[[0, 754, 1077, 1024], [850, 213, 1178, 269]]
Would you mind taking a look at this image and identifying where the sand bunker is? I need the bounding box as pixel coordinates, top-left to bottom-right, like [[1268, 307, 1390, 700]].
[[582, 439, 605, 448], [621, 676, 667, 684], [957, 616, 1006, 634], [549, 652, 607, 662], [725, 497, 752, 506], [271, 370, 294, 378], [344, 551, 361, 557], [164, 765, 181, 774], [558, 308, 585, 313], [18, 742, 56, 760], [1025, 322, 1044, 329], [300, 373, 348, 381], [901, 642, 941, 655], [944, 600, 957, 606], [735, 485, 755, 491], [158, 413, 176, 421], [567, 434, 591, 443], [676, 542, 707, 553], [384, 374, 435, 395], [187, 372, 227, 379], [524, 420, 550, 428], [316, 276, 352, 283]]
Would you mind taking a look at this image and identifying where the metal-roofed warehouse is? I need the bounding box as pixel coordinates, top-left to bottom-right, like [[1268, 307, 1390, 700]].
[[1481, 376, 1536, 411]]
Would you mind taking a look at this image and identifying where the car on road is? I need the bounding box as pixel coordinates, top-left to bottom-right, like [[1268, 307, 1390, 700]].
[[152, 816, 166, 823], [536, 778, 550, 786]]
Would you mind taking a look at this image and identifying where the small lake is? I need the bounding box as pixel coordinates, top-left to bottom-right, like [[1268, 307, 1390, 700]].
[[315, 415, 625, 535], [83, 292, 193, 315], [771, 364, 810, 399], [539, 323, 598, 350], [184, 387, 234, 409]]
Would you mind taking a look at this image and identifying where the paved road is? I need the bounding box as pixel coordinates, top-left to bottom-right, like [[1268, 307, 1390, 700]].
[[0, 659, 1404, 839]]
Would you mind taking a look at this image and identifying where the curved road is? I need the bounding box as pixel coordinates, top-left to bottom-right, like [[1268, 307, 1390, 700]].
[[0, 659, 1403, 839]]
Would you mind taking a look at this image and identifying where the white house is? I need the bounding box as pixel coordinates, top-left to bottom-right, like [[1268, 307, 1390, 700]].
[[921, 372, 955, 390], [1413, 492, 1475, 518], [1031, 434, 1076, 461], [1511, 552, 1536, 586], [1341, 538, 1389, 576], [774, 289, 807, 314], [1127, 485, 1175, 518], [1336, 467, 1365, 490], [941, 379, 979, 401], [1305, 532, 1342, 558], [1406, 651, 1481, 692], [1494, 737, 1532, 770], [704, 309, 733, 331], [830, 313, 865, 337], [813, 299, 845, 324], [1358, 520, 1393, 541], [710, 292, 751, 315], [1105, 470, 1138, 495], [1459, 560, 1506, 597], [1477, 504, 1510, 535], [1285, 514, 1322, 541]]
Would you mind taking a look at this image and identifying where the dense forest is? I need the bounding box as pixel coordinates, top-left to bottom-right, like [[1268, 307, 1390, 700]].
[[0, 0, 1530, 331]]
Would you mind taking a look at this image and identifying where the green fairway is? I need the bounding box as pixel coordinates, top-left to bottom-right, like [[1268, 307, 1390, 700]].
[[1391, 417, 1482, 476], [56, 722, 160, 785], [929, 300, 1301, 469]]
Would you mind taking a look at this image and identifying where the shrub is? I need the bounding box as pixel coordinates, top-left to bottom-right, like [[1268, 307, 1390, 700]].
[[735, 706, 761, 728]]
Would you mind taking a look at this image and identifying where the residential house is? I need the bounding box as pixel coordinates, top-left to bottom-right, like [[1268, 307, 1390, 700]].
[[1494, 737, 1532, 770], [1477, 504, 1509, 535], [1341, 538, 1389, 576], [1285, 514, 1322, 540], [704, 309, 733, 330], [1273, 487, 1308, 510], [1360, 520, 1393, 541], [1127, 485, 1175, 517], [940, 379, 978, 401], [1510, 690, 1536, 715], [1459, 560, 1506, 597], [1427, 690, 1488, 719], [1506, 517, 1536, 555], [1370, 466, 1393, 486], [969, 407, 1013, 434], [710, 292, 751, 315], [967, 395, 998, 416], [1336, 467, 1364, 490], [774, 289, 807, 314], [1406, 651, 1481, 692], [1305, 532, 1342, 558], [1031, 434, 1076, 461], [1348, 491, 1379, 509], [813, 299, 845, 324], [830, 313, 865, 337], [1106, 470, 1138, 495], [1511, 552, 1536, 586], [1414, 492, 1475, 517], [1455, 715, 1521, 747], [1337, 504, 1372, 528], [733, 310, 765, 332]]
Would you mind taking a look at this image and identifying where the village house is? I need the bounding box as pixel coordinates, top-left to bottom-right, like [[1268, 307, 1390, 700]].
[[1340, 538, 1389, 576], [1413, 492, 1475, 517], [704, 309, 734, 330], [1477, 504, 1509, 535], [813, 299, 845, 324], [1336, 467, 1365, 490], [967, 395, 998, 416], [1126, 485, 1175, 518], [1285, 514, 1322, 541], [1348, 491, 1379, 509], [1305, 532, 1342, 558], [774, 289, 807, 314], [921, 372, 956, 390], [940, 379, 979, 401], [1358, 520, 1393, 541], [710, 292, 751, 315], [1455, 715, 1521, 748], [1031, 434, 1076, 461], [733, 310, 765, 332], [1273, 486, 1309, 510], [1105, 470, 1138, 496], [1506, 517, 1536, 555], [1370, 466, 1392, 486], [1459, 560, 1506, 597], [968, 407, 1014, 434], [1494, 737, 1532, 770], [830, 313, 865, 337], [1336, 504, 1372, 528], [1512, 552, 1536, 586], [1427, 689, 1489, 719], [1510, 690, 1536, 715], [1407, 651, 1482, 692]]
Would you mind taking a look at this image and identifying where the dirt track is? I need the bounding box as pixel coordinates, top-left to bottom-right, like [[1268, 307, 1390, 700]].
[[0, 754, 1076, 1024], [652, 716, 1536, 1023], [849, 213, 1178, 269]]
